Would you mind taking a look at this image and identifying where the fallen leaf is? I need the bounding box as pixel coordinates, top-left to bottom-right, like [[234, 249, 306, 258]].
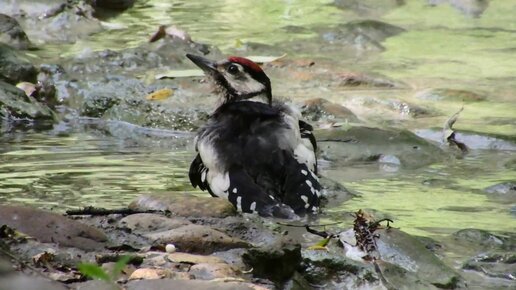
[[149, 25, 167, 43], [146, 88, 174, 101], [155, 69, 204, 79], [307, 236, 332, 251], [246, 54, 287, 64], [16, 82, 38, 97], [32, 251, 55, 266], [149, 25, 192, 43]]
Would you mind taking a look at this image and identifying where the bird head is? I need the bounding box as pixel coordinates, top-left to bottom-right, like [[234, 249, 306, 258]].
[[186, 54, 272, 105]]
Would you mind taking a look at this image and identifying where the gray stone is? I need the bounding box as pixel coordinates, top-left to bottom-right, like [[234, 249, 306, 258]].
[[0, 205, 107, 250], [0, 44, 37, 84], [301, 98, 360, 123], [129, 194, 236, 218], [0, 14, 31, 49], [126, 279, 268, 290], [0, 80, 56, 121], [0, 274, 68, 290], [118, 213, 191, 233], [317, 126, 445, 168], [145, 224, 249, 254], [376, 228, 461, 288]]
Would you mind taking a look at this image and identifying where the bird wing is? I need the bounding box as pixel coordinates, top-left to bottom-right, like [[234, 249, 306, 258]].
[[189, 154, 216, 197]]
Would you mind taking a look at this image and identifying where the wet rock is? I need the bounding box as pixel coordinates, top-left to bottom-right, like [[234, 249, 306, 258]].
[[484, 182, 516, 195], [94, 0, 136, 11], [0, 274, 68, 290], [1, 0, 103, 44], [301, 249, 380, 288], [167, 252, 225, 264], [126, 279, 269, 290], [334, 72, 404, 88], [462, 252, 516, 281], [321, 20, 405, 51], [376, 228, 461, 288], [334, 0, 405, 16], [0, 205, 107, 250], [301, 98, 360, 123], [145, 224, 249, 254], [118, 213, 191, 233], [70, 280, 116, 290], [0, 14, 31, 49], [189, 262, 239, 280], [415, 129, 516, 151], [453, 229, 515, 250], [243, 243, 301, 283], [0, 44, 37, 84], [129, 194, 236, 218], [428, 0, 489, 18], [128, 268, 174, 280], [0, 80, 56, 121], [344, 96, 431, 118], [416, 88, 486, 102], [317, 126, 444, 168]]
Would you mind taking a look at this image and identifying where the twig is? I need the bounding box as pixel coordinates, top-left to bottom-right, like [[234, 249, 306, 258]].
[[65, 206, 169, 216]]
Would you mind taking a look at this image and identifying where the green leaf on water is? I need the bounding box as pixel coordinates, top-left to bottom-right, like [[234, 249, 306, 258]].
[[307, 236, 332, 250], [78, 263, 111, 281]]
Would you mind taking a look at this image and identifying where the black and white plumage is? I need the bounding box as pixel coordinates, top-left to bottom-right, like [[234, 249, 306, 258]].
[[186, 54, 321, 218]]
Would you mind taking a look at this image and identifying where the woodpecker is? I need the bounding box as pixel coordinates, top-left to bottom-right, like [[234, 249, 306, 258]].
[[186, 54, 321, 218]]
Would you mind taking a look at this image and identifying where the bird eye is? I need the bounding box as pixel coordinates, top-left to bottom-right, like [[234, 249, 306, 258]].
[[227, 64, 239, 74]]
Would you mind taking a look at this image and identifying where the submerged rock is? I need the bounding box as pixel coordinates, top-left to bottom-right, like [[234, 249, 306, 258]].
[[0, 205, 107, 250], [334, 0, 405, 16], [321, 20, 405, 51], [416, 88, 486, 102], [301, 97, 360, 123], [243, 243, 301, 284], [484, 182, 516, 196], [317, 126, 444, 168], [428, 0, 490, 18]]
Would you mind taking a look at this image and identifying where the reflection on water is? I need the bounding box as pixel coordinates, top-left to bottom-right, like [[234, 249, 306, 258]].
[[0, 127, 193, 210]]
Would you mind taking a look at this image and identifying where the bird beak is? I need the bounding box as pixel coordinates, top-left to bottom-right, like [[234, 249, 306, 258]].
[[186, 54, 217, 73]]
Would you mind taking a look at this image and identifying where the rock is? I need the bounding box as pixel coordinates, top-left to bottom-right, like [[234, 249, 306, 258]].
[[145, 224, 249, 254], [484, 182, 516, 195], [243, 243, 301, 283], [1, 0, 103, 44], [375, 228, 461, 288], [0, 44, 37, 84], [428, 0, 489, 18], [321, 20, 405, 51], [126, 279, 269, 290], [119, 213, 191, 233], [128, 268, 174, 280], [94, 0, 136, 10], [0, 80, 56, 121], [0, 205, 107, 250], [0, 14, 31, 49], [317, 127, 444, 168], [189, 263, 238, 280], [416, 88, 486, 102], [301, 249, 379, 288], [129, 194, 236, 218], [167, 252, 225, 264], [344, 96, 431, 118], [334, 72, 404, 88], [0, 273, 68, 290], [415, 129, 516, 151], [453, 229, 515, 250], [70, 280, 116, 290], [301, 98, 360, 123], [462, 251, 516, 281]]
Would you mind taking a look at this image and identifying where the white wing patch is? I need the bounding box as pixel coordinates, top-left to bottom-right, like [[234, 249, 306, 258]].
[[207, 171, 230, 198], [294, 143, 316, 172]]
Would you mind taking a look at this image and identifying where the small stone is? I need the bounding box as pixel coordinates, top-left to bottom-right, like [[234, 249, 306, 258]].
[[165, 244, 176, 253], [119, 213, 191, 233], [128, 268, 172, 280]]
